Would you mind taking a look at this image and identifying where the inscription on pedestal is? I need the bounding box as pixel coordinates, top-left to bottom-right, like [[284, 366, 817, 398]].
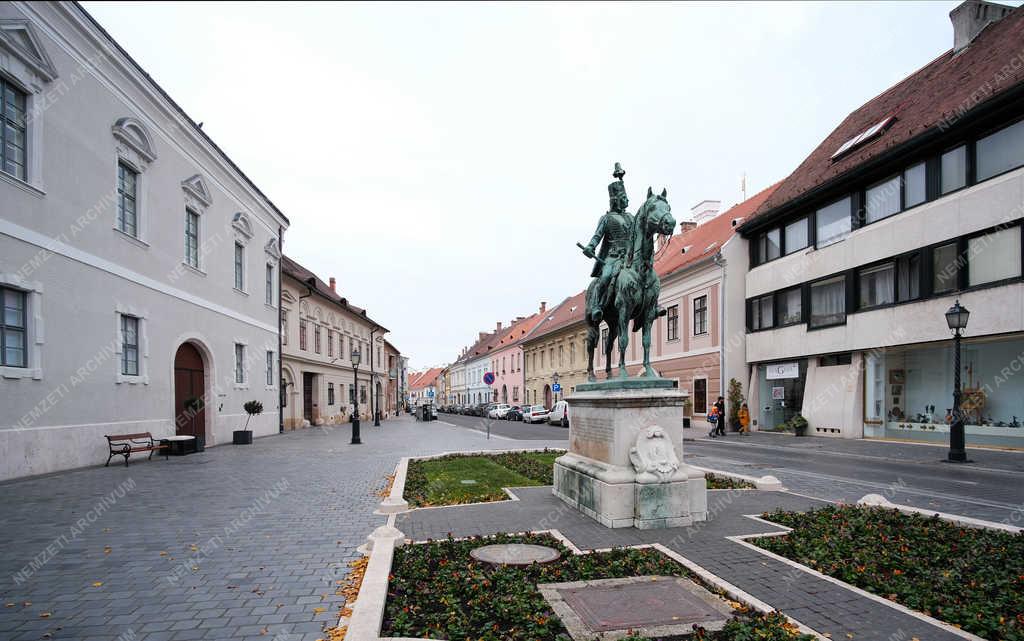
[[572, 416, 615, 461]]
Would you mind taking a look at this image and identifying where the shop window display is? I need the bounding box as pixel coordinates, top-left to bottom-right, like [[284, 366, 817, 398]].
[[884, 339, 1024, 432]]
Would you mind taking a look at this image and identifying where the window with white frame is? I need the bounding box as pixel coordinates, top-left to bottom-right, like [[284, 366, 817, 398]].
[[234, 242, 245, 291], [265, 264, 274, 305], [185, 209, 200, 268], [1, 78, 27, 181], [266, 350, 274, 386], [120, 314, 139, 376], [281, 312, 289, 346], [2, 286, 27, 367], [234, 343, 246, 384], [117, 162, 139, 237]]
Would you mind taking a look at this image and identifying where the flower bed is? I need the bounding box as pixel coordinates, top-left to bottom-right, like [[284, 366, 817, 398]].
[[404, 450, 561, 507], [705, 473, 756, 490], [383, 533, 814, 641], [756, 505, 1024, 640]]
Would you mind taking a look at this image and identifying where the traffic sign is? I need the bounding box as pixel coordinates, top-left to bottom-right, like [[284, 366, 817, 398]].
[[427, 390, 434, 397], [483, 372, 495, 385], [552, 383, 562, 393]]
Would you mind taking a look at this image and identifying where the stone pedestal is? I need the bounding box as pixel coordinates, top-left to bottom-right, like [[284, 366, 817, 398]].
[[553, 382, 707, 529]]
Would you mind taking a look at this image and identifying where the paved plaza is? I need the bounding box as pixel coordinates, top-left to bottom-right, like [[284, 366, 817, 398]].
[[0, 417, 563, 641], [1, 414, 1021, 641]]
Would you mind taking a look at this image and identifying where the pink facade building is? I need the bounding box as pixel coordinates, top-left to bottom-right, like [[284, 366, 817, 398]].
[[486, 308, 546, 405]]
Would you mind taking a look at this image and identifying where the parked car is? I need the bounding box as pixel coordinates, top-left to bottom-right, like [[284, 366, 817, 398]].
[[506, 406, 523, 421], [548, 400, 570, 427], [522, 405, 549, 424], [488, 403, 512, 419]]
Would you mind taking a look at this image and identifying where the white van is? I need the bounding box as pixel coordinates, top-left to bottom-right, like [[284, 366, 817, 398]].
[[548, 400, 570, 427]]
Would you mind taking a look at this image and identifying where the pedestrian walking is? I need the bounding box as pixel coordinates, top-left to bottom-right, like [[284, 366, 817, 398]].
[[713, 396, 726, 436], [707, 404, 719, 438], [738, 402, 750, 435]]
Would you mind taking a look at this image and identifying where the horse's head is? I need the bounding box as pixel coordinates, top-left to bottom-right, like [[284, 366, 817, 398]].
[[643, 187, 676, 236]]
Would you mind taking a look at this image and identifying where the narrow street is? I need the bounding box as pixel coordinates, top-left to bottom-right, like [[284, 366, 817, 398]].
[[438, 415, 1024, 524]]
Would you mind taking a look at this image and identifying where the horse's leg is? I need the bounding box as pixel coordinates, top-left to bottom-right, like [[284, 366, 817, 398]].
[[604, 319, 615, 378], [642, 314, 657, 377], [617, 310, 631, 378], [585, 322, 598, 382]]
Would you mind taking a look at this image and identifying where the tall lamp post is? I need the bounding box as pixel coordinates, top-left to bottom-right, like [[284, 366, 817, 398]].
[[552, 371, 560, 404], [351, 347, 362, 445], [945, 300, 970, 463], [373, 373, 381, 427]]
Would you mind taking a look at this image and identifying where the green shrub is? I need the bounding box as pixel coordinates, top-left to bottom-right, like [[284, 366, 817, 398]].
[[756, 505, 1024, 640]]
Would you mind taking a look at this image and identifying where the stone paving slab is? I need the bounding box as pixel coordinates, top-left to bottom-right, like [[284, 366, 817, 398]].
[[396, 487, 970, 641], [0, 417, 565, 641]]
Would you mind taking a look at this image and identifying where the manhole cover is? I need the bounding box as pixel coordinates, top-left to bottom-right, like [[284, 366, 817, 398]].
[[539, 576, 732, 639], [470, 543, 560, 566]]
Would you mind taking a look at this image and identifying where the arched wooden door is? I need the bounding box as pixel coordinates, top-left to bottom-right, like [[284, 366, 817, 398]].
[[543, 384, 552, 408], [174, 343, 206, 440]]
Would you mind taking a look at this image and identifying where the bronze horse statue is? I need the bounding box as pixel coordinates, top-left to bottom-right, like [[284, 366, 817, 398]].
[[585, 187, 675, 381]]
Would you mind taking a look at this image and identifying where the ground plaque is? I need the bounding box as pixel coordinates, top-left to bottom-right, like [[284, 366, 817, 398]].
[[539, 575, 732, 640], [469, 543, 560, 566]]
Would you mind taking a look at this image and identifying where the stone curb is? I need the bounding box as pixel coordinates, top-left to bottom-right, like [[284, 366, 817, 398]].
[[689, 464, 784, 491], [342, 450, 822, 640], [857, 493, 1022, 533]]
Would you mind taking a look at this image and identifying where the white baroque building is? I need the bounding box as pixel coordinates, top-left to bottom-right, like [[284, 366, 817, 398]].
[[0, 2, 289, 480]]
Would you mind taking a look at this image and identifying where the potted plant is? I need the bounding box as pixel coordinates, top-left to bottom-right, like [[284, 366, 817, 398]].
[[726, 378, 743, 432], [790, 414, 809, 437], [233, 400, 263, 445]]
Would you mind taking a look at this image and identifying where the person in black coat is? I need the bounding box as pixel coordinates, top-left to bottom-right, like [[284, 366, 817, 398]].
[[713, 396, 726, 436]]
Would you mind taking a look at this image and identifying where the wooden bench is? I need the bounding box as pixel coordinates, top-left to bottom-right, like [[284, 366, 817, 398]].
[[105, 432, 169, 467]]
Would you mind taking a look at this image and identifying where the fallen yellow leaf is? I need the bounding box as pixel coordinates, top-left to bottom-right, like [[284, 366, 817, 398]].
[[313, 607, 326, 614], [92, 582, 103, 587], [159, 551, 168, 557], [39, 612, 51, 618]]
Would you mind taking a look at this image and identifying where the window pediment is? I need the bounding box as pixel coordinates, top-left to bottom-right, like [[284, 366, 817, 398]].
[[112, 117, 156, 167], [181, 174, 212, 209], [231, 212, 254, 240], [0, 20, 57, 84], [264, 238, 281, 263]]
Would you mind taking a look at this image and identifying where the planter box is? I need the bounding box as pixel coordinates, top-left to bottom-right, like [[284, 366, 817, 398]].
[[232, 430, 253, 445]]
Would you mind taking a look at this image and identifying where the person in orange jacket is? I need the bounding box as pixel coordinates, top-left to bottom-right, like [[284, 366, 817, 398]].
[[738, 402, 751, 435]]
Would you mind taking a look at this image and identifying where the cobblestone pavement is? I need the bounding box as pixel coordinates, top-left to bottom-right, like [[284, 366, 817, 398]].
[[0, 416, 565, 641], [686, 431, 1024, 523], [397, 487, 968, 641]]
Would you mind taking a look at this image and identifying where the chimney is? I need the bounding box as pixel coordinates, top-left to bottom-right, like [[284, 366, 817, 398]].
[[496, 321, 503, 332], [328, 277, 336, 292], [679, 220, 698, 234], [690, 200, 721, 226], [540, 301, 547, 314], [950, 1, 1012, 52], [479, 332, 488, 341]]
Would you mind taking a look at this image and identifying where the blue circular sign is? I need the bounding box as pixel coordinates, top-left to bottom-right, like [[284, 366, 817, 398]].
[[483, 372, 495, 385]]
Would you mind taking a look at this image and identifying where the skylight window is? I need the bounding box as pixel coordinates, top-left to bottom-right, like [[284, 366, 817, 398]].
[[831, 115, 895, 160]]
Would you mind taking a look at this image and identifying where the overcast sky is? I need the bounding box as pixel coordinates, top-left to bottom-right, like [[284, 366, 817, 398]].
[[86, 1, 979, 369]]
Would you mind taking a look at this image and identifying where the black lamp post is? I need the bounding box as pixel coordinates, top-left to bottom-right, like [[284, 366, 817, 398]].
[[945, 299, 970, 463], [351, 347, 362, 445], [553, 371, 560, 404]]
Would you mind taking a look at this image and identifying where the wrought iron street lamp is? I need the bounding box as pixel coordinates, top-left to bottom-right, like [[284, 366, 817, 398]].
[[373, 373, 381, 427], [351, 347, 362, 445], [944, 300, 970, 463]]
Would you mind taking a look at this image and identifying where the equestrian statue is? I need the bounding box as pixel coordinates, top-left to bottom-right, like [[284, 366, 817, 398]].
[[579, 163, 676, 382]]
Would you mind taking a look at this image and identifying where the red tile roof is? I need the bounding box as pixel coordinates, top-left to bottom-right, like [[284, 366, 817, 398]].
[[745, 5, 1024, 225], [410, 367, 442, 390], [522, 290, 587, 343], [655, 182, 781, 277], [281, 255, 388, 332]]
